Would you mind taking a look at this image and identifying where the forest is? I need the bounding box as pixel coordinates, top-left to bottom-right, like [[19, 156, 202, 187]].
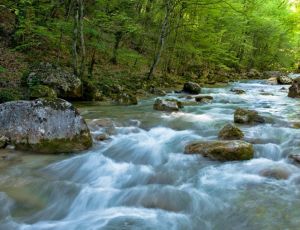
[[1, 0, 300, 103], [0, 1, 300, 230]]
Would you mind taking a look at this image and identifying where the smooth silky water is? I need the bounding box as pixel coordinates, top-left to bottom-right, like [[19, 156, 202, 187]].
[[0, 80, 300, 230]]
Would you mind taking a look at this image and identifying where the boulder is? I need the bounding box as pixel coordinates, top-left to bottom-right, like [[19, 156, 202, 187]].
[[0, 98, 92, 154], [29, 85, 57, 99], [95, 133, 110, 141], [263, 71, 285, 78], [153, 98, 183, 112], [247, 69, 262, 79], [115, 93, 138, 105], [230, 88, 246, 94], [288, 77, 300, 98], [289, 154, 300, 164], [183, 82, 201, 94], [218, 123, 244, 140], [267, 77, 278, 85], [234, 108, 265, 124], [195, 95, 213, 103], [277, 76, 292, 85], [149, 86, 167, 96], [184, 140, 254, 161], [27, 63, 82, 99]]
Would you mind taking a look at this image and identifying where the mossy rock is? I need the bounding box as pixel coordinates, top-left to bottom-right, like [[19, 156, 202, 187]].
[[29, 85, 57, 99], [218, 123, 244, 140], [0, 98, 92, 154], [234, 108, 265, 124], [153, 98, 183, 112], [185, 140, 254, 161]]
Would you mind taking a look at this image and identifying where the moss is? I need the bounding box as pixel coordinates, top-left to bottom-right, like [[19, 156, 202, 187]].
[[32, 98, 73, 111], [0, 88, 22, 103], [15, 130, 92, 154], [29, 85, 57, 99]]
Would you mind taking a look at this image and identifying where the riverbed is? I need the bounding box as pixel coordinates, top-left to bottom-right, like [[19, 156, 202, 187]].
[[0, 80, 300, 230]]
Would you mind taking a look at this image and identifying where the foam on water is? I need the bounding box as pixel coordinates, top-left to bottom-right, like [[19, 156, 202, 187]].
[[1, 80, 300, 229]]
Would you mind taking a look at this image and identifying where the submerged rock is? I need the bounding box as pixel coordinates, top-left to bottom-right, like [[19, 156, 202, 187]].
[[260, 167, 291, 180], [289, 154, 300, 164], [183, 82, 201, 94], [230, 88, 246, 94], [218, 123, 244, 140], [234, 108, 265, 124], [153, 98, 183, 112], [195, 95, 213, 103], [288, 77, 300, 98], [277, 76, 292, 85], [0, 98, 92, 154], [27, 63, 82, 99], [184, 140, 254, 161]]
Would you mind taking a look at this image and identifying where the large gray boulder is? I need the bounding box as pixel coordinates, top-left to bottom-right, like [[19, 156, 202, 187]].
[[184, 140, 254, 161], [0, 98, 92, 153], [183, 82, 201, 94], [27, 63, 82, 99], [288, 77, 300, 98]]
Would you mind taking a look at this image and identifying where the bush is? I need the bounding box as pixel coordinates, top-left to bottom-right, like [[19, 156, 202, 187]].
[[0, 88, 22, 103]]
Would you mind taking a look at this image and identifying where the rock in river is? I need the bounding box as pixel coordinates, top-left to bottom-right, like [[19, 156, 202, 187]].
[[153, 98, 183, 112], [0, 98, 92, 154], [288, 77, 300, 98], [184, 140, 254, 161], [277, 76, 292, 85], [234, 108, 265, 124], [183, 82, 201, 94], [218, 123, 244, 140]]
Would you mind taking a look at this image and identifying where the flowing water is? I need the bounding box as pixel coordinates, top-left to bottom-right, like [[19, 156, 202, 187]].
[[0, 80, 300, 230]]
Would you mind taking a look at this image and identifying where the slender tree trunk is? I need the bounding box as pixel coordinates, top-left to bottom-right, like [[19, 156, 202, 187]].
[[79, 0, 86, 78], [147, 0, 171, 80], [111, 31, 123, 64], [72, 0, 79, 76], [88, 50, 96, 78]]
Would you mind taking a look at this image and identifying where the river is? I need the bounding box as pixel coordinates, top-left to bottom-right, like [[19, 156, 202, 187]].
[[0, 80, 300, 230]]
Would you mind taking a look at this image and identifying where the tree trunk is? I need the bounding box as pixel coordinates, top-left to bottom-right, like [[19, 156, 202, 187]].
[[72, 0, 79, 76], [147, 0, 171, 80], [79, 0, 86, 79], [111, 31, 123, 65]]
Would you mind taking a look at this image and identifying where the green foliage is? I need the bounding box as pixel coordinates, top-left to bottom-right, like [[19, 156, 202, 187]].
[[0, 66, 7, 73], [0, 88, 22, 103], [2, 0, 300, 79]]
